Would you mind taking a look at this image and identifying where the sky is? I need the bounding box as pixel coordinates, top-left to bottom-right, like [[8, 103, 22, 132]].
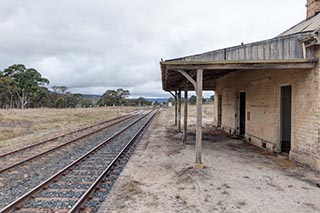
[[0, 0, 306, 98]]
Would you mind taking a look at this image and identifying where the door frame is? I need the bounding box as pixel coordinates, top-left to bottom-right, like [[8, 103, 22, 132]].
[[280, 85, 292, 153], [218, 95, 222, 127], [238, 91, 246, 136]]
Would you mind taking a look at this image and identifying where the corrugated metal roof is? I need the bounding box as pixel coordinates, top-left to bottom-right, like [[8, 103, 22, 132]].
[[278, 13, 320, 37], [161, 11, 320, 91], [166, 32, 312, 62], [160, 59, 317, 91]]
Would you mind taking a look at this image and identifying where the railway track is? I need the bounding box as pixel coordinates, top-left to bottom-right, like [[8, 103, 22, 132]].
[[0, 113, 131, 158], [0, 110, 157, 213], [0, 111, 141, 173], [0, 111, 144, 208]]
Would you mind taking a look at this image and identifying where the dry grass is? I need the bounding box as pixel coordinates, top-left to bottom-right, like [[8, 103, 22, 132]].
[[0, 107, 141, 149]]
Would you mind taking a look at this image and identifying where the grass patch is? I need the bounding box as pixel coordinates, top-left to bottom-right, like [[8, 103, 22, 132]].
[[0, 107, 141, 148]]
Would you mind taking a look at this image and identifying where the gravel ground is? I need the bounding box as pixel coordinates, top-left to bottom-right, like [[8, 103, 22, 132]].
[[0, 113, 146, 208], [99, 106, 320, 213]]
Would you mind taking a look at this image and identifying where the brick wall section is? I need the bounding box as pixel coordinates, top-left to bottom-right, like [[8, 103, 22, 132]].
[[213, 62, 320, 170], [307, 0, 320, 18]]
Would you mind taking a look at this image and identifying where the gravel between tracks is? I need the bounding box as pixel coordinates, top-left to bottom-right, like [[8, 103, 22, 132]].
[[0, 114, 135, 170], [11, 112, 155, 212], [81, 113, 154, 212]]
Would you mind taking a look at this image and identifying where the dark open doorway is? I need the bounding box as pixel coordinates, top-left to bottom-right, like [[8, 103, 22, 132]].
[[218, 95, 222, 127], [281, 85, 292, 153], [239, 92, 246, 136]]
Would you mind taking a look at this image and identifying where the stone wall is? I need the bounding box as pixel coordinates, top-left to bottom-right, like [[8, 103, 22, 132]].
[[307, 0, 320, 19], [213, 64, 320, 170]]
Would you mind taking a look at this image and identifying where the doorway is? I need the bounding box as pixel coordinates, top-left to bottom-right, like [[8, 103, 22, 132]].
[[239, 92, 246, 136], [218, 95, 222, 127], [280, 85, 292, 153]]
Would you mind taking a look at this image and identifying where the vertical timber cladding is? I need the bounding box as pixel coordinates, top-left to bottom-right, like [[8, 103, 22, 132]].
[[214, 67, 320, 169]]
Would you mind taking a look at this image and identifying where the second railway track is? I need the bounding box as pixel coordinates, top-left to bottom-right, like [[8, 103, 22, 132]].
[[0, 110, 151, 209], [0, 109, 157, 213], [0, 111, 141, 173]]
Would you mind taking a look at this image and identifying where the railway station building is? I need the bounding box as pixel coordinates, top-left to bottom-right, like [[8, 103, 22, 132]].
[[160, 0, 320, 170]]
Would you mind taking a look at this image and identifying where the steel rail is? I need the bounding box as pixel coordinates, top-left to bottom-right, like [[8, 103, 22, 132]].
[[69, 110, 158, 212], [0, 111, 139, 159], [0, 110, 153, 213], [0, 113, 139, 173]]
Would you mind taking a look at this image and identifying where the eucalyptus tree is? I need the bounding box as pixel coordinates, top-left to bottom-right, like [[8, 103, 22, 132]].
[[0, 75, 15, 108], [97, 88, 130, 106], [1, 64, 49, 108]]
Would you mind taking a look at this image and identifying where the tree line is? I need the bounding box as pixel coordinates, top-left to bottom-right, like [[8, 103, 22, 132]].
[[168, 95, 214, 105], [0, 64, 153, 109], [97, 89, 152, 107]]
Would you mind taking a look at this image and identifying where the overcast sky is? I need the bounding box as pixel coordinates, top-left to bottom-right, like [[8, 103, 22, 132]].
[[0, 0, 305, 98]]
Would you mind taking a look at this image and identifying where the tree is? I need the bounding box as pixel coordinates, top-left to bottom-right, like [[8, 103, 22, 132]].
[[80, 98, 93, 108], [52, 86, 69, 108], [154, 100, 160, 106], [29, 86, 50, 108], [123, 97, 152, 106], [52, 86, 68, 94], [116, 88, 130, 105], [1, 64, 49, 108], [202, 97, 206, 104], [135, 97, 151, 106], [97, 88, 130, 106], [65, 93, 82, 108], [0, 76, 15, 108], [167, 97, 174, 104], [54, 97, 64, 108], [189, 95, 196, 105], [189, 95, 206, 105]]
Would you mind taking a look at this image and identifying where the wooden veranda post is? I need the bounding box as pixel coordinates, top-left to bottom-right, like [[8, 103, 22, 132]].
[[176, 69, 203, 165], [195, 69, 203, 164], [183, 81, 188, 143], [178, 89, 182, 132], [169, 91, 177, 126], [174, 90, 178, 126]]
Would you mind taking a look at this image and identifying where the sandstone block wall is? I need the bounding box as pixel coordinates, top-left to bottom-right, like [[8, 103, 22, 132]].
[[307, 0, 320, 18], [213, 65, 320, 170]]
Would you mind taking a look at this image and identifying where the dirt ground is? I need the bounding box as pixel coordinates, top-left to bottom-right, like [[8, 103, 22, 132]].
[[100, 104, 320, 213], [0, 107, 140, 150]]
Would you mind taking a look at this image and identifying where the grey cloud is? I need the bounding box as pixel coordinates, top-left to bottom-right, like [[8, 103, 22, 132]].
[[0, 0, 305, 97]]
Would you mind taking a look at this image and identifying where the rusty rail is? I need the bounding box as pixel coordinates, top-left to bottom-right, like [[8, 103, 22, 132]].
[[0, 110, 155, 213], [69, 110, 158, 212], [0, 111, 139, 159], [0, 113, 140, 173]]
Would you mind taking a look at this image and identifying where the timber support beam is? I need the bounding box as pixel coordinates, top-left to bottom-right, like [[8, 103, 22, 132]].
[[176, 69, 203, 165], [169, 91, 177, 126], [178, 89, 182, 132], [195, 69, 203, 165], [183, 80, 188, 143]]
